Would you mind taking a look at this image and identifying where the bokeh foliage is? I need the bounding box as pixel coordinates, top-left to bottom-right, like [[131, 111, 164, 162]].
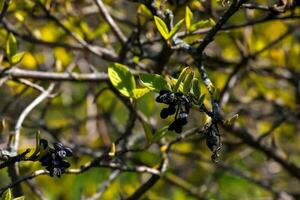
[[0, 0, 300, 199]]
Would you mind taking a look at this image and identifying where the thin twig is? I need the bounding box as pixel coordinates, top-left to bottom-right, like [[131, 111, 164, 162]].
[[0, 0, 10, 23], [8, 83, 55, 151], [1, 67, 109, 82], [94, 0, 127, 44]]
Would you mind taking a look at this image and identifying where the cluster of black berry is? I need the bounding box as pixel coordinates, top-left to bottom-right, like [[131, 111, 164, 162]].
[[156, 89, 191, 133], [39, 139, 72, 177]]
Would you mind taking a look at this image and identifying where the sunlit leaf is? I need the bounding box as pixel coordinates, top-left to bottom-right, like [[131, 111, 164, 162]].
[[224, 114, 239, 125], [182, 71, 194, 94], [132, 88, 150, 99], [108, 143, 116, 157], [11, 52, 25, 65], [1, 188, 12, 200], [139, 74, 167, 91], [13, 197, 25, 200], [138, 4, 152, 19], [190, 20, 209, 32], [174, 67, 189, 92], [154, 16, 169, 40], [209, 18, 216, 26], [198, 94, 206, 106], [6, 33, 17, 64], [108, 63, 136, 97], [168, 19, 184, 39], [185, 6, 193, 31]]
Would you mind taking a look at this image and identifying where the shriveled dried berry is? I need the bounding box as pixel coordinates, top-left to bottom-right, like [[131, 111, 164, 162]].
[[205, 124, 221, 162], [156, 89, 192, 133], [160, 108, 170, 119], [38, 139, 72, 177], [167, 105, 176, 115], [177, 112, 188, 125]]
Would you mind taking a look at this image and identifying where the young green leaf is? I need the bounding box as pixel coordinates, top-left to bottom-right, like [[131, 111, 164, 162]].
[[108, 143, 116, 157], [1, 188, 12, 200], [138, 4, 152, 19], [174, 67, 189, 92], [185, 6, 193, 31], [132, 88, 150, 99], [154, 16, 169, 40], [151, 126, 169, 143], [6, 33, 17, 64], [108, 63, 136, 97], [13, 197, 25, 200], [198, 94, 206, 107], [209, 18, 216, 26], [183, 71, 194, 95], [29, 131, 41, 159], [11, 52, 25, 65], [224, 114, 239, 125], [210, 85, 219, 99], [190, 20, 209, 32], [168, 19, 184, 39], [142, 121, 153, 142], [192, 78, 201, 99], [139, 74, 167, 91]]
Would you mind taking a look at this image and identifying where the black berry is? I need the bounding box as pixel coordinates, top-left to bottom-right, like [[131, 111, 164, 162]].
[[156, 89, 192, 133], [38, 139, 72, 177]]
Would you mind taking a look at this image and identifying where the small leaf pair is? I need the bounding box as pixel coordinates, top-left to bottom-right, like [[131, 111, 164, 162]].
[[1, 189, 25, 200], [142, 121, 169, 144], [6, 33, 25, 66], [185, 6, 215, 33], [154, 16, 184, 40]]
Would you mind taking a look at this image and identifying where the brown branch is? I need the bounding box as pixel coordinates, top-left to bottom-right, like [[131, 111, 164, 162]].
[[94, 0, 127, 44], [0, 163, 160, 194], [0, 0, 10, 23], [0, 149, 31, 169], [196, 0, 248, 56], [0, 67, 109, 82]]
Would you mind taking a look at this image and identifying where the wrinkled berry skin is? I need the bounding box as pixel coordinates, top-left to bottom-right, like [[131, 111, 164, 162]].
[[160, 108, 170, 119], [156, 89, 191, 133], [38, 140, 72, 177], [178, 112, 188, 125]]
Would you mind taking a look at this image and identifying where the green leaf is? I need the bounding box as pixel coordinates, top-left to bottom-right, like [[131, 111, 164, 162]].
[[192, 78, 201, 99], [142, 121, 153, 142], [132, 88, 150, 99], [185, 6, 193, 31], [198, 94, 206, 106], [209, 18, 216, 26], [139, 74, 167, 91], [151, 126, 169, 143], [168, 19, 184, 39], [224, 114, 239, 125], [108, 63, 136, 97], [1, 189, 12, 200], [6, 33, 17, 64], [154, 16, 169, 40], [174, 67, 189, 92], [210, 85, 219, 99], [183, 71, 194, 95], [138, 4, 152, 19], [29, 131, 41, 159], [190, 20, 209, 32], [13, 197, 25, 200], [11, 52, 25, 65]]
